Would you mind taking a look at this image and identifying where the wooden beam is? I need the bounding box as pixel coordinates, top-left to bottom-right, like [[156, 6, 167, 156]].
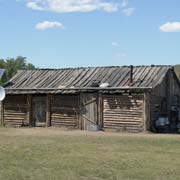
[[46, 94, 51, 127], [78, 94, 81, 130], [98, 92, 103, 129], [0, 101, 4, 126], [143, 92, 150, 132], [27, 94, 32, 126], [79, 92, 83, 130]]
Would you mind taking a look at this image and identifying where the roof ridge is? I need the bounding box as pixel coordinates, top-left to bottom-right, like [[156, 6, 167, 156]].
[[17, 65, 172, 71]]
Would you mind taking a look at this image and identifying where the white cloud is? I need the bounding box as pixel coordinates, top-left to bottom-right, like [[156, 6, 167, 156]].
[[27, 2, 44, 11], [122, 7, 135, 16], [26, 0, 119, 13], [112, 42, 119, 47], [159, 22, 180, 32], [35, 21, 64, 30]]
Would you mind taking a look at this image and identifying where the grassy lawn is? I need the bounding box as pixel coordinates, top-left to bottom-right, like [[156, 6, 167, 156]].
[[0, 128, 180, 180]]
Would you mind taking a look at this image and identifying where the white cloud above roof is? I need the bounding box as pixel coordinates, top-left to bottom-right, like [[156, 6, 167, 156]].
[[35, 21, 64, 30], [26, 0, 119, 13], [160, 22, 180, 32]]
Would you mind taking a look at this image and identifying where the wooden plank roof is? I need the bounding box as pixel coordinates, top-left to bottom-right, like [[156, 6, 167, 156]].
[[4, 65, 173, 93]]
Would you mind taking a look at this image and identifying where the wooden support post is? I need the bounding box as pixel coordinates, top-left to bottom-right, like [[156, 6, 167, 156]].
[[46, 94, 51, 127], [143, 92, 150, 132], [78, 94, 82, 130], [79, 92, 84, 130], [98, 92, 103, 130], [27, 94, 32, 126], [0, 101, 4, 126]]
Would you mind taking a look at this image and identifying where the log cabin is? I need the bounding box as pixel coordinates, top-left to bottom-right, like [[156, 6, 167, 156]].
[[1, 65, 180, 133]]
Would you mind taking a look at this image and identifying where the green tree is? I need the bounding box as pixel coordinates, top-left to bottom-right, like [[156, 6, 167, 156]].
[[0, 56, 35, 85]]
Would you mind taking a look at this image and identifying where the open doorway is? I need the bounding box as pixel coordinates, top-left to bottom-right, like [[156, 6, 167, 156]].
[[32, 96, 47, 127]]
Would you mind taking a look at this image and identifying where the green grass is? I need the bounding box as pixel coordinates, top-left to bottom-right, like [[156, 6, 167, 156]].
[[0, 128, 180, 180]]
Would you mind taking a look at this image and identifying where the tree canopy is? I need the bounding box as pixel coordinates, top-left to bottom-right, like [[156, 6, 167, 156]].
[[0, 56, 35, 84]]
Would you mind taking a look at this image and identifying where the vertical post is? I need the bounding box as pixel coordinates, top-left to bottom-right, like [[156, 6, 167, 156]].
[[78, 93, 82, 130], [27, 94, 32, 126], [79, 92, 84, 130], [143, 92, 150, 132], [1, 101, 4, 126], [98, 92, 103, 130], [46, 94, 51, 127]]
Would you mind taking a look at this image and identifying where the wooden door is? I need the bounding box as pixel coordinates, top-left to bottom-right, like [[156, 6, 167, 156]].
[[32, 96, 47, 127], [80, 93, 98, 130]]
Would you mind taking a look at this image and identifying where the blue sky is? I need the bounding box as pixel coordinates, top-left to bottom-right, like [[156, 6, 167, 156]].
[[0, 0, 180, 68]]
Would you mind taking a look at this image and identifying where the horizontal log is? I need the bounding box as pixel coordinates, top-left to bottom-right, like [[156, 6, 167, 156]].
[[104, 108, 143, 111], [103, 101, 143, 105], [104, 125, 143, 129], [51, 109, 78, 112], [4, 117, 26, 120], [103, 128, 143, 132], [5, 123, 22, 126], [103, 99, 143, 102], [104, 123, 143, 127], [103, 108, 143, 112], [4, 120, 25, 124], [103, 114, 143, 119], [51, 122, 77, 125], [4, 109, 27, 112], [51, 123, 77, 126], [4, 112, 27, 117], [4, 113, 26, 116], [103, 110, 142, 114], [104, 125, 143, 128], [51, 119, 78, 122], [51, 115, 78, 118], [103, 95, 143, 99], [4, 117, 27, 122], [103, 117, 142, 121], [104, 121, 142, 125]]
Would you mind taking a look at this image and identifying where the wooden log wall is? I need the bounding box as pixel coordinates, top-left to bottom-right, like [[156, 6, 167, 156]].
[[3, 95, 28, 127], [149, 95, 163, 131], [150, 70, 180, 132], [167, 71, 180, 116], [103, 95, 144, 132], [50, 95, 79, 128]]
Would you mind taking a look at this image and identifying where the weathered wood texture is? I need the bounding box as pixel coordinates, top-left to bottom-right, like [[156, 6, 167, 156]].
[[80, 93, 98, 130], [103, 95, 144, 132], [166, 71, 180, 117], [149, 70, 180, 131], [0, 101, 3, 126], [50, 95, 79, 128], [97, 92, 103, 129], [143, 92, 150, 131], [27, 94, 32, 126], [3, 95, 28, 126], [46, 94, 51, 127], [5, 66, 172, 94], [149, 94, 164, 131]]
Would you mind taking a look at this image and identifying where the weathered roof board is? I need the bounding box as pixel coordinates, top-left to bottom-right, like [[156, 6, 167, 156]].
[[4, 66, 173, 93]]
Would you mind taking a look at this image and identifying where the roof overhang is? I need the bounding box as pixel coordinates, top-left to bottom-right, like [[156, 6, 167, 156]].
[[5, 87, 153, 94]]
